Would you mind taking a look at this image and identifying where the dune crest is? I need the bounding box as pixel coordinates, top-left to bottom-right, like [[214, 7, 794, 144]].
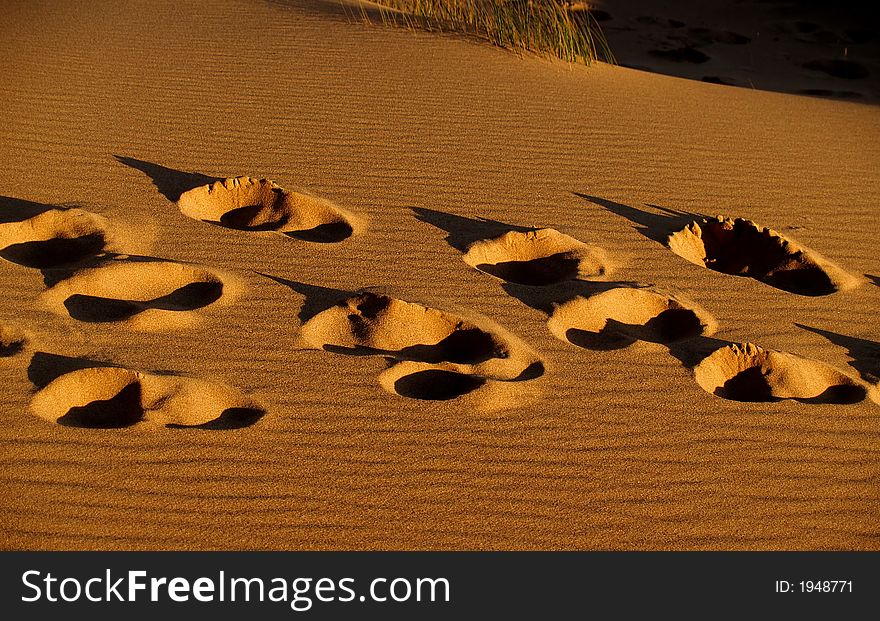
[[29, 365, 265, 428], [694, 343, 869, 404], [0, 208, 114, 268], [177, 177, 360, 243], [41, 258, 237, 330], [667, 216, 860, 296], [462, 228, 610, 286], [548, 287, 716, 350]]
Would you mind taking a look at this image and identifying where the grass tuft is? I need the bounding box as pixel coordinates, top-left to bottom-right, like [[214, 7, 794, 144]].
[[358, 0, 615, 65]]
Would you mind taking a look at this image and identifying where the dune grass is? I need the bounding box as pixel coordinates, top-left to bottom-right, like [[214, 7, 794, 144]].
[[361, 0, 614, 65]]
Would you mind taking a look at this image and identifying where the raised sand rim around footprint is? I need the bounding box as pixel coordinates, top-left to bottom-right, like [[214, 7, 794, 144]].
[[29, 366, 264, 428], [0, 208, 113, 268], [694, 343, 870, 404], [462, 228, 610, 285], [177, 177, 359, 243], [299, 292, 543, 382], [667, 216, 859, 296], [548, 287, 717, 350], [41, 259, 237, 330]]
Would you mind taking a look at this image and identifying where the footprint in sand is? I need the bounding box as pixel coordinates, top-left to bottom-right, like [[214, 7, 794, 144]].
[[667, 216, 860, 296], [0, 208, 114, 268], [0, 322, 28, 358], [547, 287, 716, 351], [299, 291, 544, 401], [693, 342, 871, 404], [802, 59, 869, 80], [41, 257, 239, 330], [462, 228, 610, 286], [29, 364, 264, 429], [177, 177, 360, 243]]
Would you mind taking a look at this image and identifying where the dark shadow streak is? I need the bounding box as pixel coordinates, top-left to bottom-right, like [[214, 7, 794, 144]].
[[866, 274, 880, 288], [0, 195, 64, 224], [412, 207, 533, 252], [113, 155, 221, 202], [166, 407, 266, 430], [574, 193, 704, 244], [796, 323, 880, 383], [502, 280, 646, 314], [257, 273, 353, 323], [27, 352, 119, 389]]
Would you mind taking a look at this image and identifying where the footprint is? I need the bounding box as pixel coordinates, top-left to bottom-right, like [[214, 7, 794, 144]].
[[0, 208, 113, 268], [803, 59, 869, 80], [0, 322, 28, 358], [693, 343, 869, 404], [462, 228, 610, 286], [29, 365, 264, 428], [177, 177, 360, 243], [41, 258, 238, 329], [548, 287, 716, 350], [667, 216, 859, 296], [377, 360, 541, 408], [300, 292, 542, 381], [649, 47, 710, 63]]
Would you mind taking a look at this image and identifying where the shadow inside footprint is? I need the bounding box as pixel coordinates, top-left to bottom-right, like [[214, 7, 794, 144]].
[[62, 280, 223, 323], [219, 204, 290, 231], [475, 253, 582, 286], [285, 221, 354, 243], [0, 233, 107, 268], [167, 406, 266, 429], [393, 370, 487, 401], [56, 381, 144, 428]]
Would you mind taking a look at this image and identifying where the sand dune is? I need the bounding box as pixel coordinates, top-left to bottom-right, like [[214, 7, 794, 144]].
[[0, 0, 877, 550]]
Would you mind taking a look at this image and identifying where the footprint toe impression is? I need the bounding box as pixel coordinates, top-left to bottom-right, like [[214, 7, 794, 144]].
[[177, 177, 359, 243], [41, 259, 234, 329], [462, 228, 610, 286], [0, 208, 112, 268], [667, 216, 859, 296], [30, 366, 264, 429], [548, 287, 716, 350], [301, 292, 543, 401], [694, 343, 868, 404]]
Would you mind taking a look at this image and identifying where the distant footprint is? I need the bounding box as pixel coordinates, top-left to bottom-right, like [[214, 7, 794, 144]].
[[30, 365, 264, 428], [177, 177, 360, 243], [649, 47, 710, 63], [462, 228, 610, 286], [41, 258, 238, 329], [548, 287, 716, 350], [0, 322, 28, 358], [693, 343, 869, 404], [667, 216, 859, 296], [0, 208, 113, 268], [803, 59, 869, 80]]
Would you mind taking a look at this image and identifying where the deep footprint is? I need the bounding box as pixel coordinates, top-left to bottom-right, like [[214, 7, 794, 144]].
[[177, 177, 359, 243], [300, 292, 543, 382], [667, 216, 859, 296], [392, 369, 487, 401], [694, 343, 868, 404], [30, 365, 265, 428], [0, 208, 112, 268], [462, 228, 610, 286], [548, 287, 716, 350], [41, 259, 234, 329]]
